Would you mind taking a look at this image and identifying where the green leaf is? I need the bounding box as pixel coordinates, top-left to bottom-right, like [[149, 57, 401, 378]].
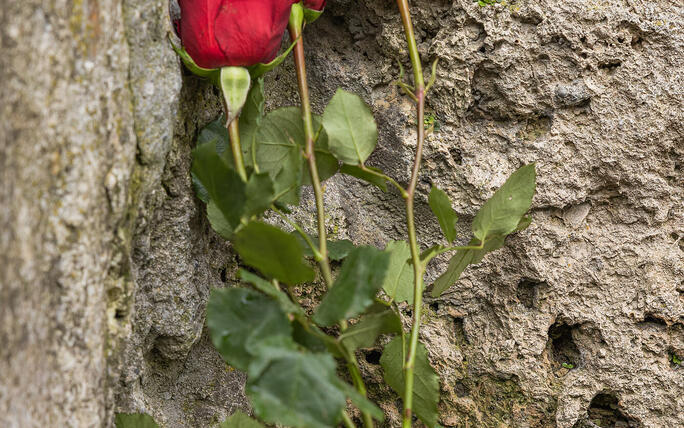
[[292, 321, 327, 353], [472, 164, 536, 242], [322, 89, 378, 165], [239, 78, 265, 168], [380, 337, 440, 428], [381, 241, 414, 303], [206, 200, 235, 239], [292, 320, 343, 357], [327, 239, 356, 261], [238, 269, 303, 316], [302, 116, 339, 185], [339, 304, 402, 352], [115, 413, 159, 428], [192, 140, 246, 235], [255, 107, 304, 205], [197, 118, 233, 166], [233, 222, 314, 285], [313, 246, 391, 326], [247, 347, 347, 428], [430, 165, 536, 297], [515, 215, 532, 232], [335, 381, 385, 422], [292, 232, 317, 257], [254, 108, 337, 202], [207, 287, 293, 371], [219, 411, 265, 428], [340, 164, 388, 192], [191, 174, 211, 204], [294, 233, 355, 261], [428, 186, 458, 243], [430, 236, 505, 298], [244, 172, 276, 218]]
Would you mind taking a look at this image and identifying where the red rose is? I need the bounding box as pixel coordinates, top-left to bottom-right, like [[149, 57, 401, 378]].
[[178, 0, 297, 69], [303, 0, 325, 11]]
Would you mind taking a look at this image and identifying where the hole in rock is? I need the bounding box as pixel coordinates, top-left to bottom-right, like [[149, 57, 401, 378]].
[[453, 317, 469, 345], [449, 147, 463, 164], [429, 301, 440, 312], [548, 321, 581, 372], [115, 308, 127, 320], [220, 267, 228, 283], [587, 393, 641, 428], [516, 279, 541, 309], [364, 350, 382, 365], [453, 381, 469, 397], [640, 313, 668, 327], [598, 60, 622, 73]]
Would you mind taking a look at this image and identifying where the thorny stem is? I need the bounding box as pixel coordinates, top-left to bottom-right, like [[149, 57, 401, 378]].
[[396, 0, 427, 427], [226, 117, 248, 182], [288, 20, 373, 428], [288, 21, 334, 289]]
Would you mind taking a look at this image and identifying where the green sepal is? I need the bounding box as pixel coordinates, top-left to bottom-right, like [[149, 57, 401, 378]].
[[248, 38, 299, 79], [171, 36, 291, 83], [220, 67, 251, 125], [169, 38, 220, 85], [289, 3, 304, 32], [303, 8, 324, 24]]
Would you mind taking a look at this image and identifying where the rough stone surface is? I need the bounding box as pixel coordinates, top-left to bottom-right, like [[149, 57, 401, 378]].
[[1, 1, 135, 427], [1, 0, 682, 427]]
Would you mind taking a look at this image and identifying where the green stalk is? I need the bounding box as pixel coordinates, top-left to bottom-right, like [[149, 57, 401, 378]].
[[288, 18, 374, 428], [395, 1, 427, 427], [288, 21, 333, 289], [226, 117, 248, 182], [342, 412, 357, 428]]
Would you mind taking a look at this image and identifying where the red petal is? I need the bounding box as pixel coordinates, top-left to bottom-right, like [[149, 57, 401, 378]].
[[178, 0, 227, 69], [213, 0, 296, 67]]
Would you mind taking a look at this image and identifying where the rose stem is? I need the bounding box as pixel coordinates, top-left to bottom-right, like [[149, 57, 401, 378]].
[[342, 412, 357, 428], [225, 114, 247, 182], [395, 0, 427, 427], [287, 21, 333, 288], [288, 19, 374, 428]]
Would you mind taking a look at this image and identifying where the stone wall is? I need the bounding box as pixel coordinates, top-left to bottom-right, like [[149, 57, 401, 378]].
[[1, 1, 682, 427]]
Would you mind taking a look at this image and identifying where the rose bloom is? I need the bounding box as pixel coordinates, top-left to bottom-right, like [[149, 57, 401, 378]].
[[303, 0, 325, 11], [178, 0, 297, 69]]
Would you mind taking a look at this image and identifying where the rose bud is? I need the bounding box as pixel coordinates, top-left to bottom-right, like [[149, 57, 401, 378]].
[[178, 0, 297, 69], [303, 0, 326, 11]]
